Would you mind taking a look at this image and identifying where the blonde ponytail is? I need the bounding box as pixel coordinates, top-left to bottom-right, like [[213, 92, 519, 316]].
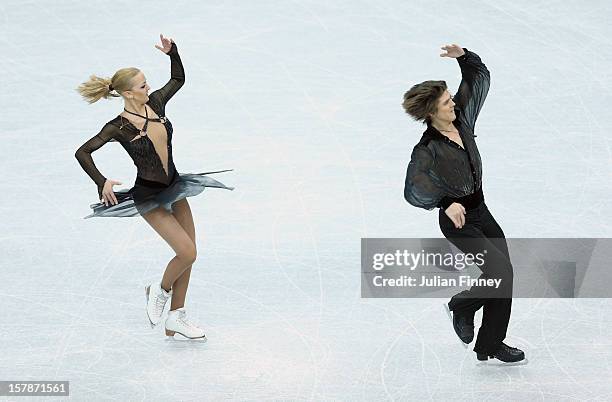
[[77, 67, 140, 104]]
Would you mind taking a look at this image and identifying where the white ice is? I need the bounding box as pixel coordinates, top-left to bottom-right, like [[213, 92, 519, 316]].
[[1, 0, 611, 400]]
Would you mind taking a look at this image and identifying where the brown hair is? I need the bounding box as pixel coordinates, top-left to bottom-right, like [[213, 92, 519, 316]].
[[402, 80, 447, 124], [76, 67, 140, 104]]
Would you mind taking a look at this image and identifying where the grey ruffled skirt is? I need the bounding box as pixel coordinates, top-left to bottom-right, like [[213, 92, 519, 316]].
[[84, 170, 233, 219]]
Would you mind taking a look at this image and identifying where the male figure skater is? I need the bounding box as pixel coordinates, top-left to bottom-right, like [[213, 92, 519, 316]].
[[402, 44, 525, 363]]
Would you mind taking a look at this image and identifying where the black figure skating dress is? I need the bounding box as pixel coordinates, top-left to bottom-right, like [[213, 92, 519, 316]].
[[75, 42, 233, 218]]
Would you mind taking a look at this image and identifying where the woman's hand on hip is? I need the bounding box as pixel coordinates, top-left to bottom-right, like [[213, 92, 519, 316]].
[[101, 179, 122, 206], [445, 202, 466, 229]]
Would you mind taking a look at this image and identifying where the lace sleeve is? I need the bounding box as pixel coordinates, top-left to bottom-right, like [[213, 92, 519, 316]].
[[149, 42, 185, 108], [404, 146, 446, 210], [453, 48, 490, 132], [74, 123, 118, 199]]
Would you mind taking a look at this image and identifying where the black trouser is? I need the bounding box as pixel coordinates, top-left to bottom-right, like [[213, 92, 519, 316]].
[[438, 201, 514, 355]]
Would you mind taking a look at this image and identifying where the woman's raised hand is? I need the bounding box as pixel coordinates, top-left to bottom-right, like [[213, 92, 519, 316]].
[[155, 34, 174, 54], [440, 44, 465, 58], [101, 179, 123, 206]]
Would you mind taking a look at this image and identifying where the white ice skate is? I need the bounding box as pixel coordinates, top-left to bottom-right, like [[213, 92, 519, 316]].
[[145, 282, 172, 328], [165, 308, 207, 341]]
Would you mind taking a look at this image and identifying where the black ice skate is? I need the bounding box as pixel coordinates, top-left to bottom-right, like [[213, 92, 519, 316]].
[[444, 303, 474, 345], [477, 342, 525, 363]]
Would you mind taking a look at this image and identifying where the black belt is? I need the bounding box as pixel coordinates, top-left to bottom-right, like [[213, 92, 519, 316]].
[[440, 187, 484, 210]]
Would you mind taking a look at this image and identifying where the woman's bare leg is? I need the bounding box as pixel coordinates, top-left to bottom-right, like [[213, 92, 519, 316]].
[[141, 206, 196, 291], [169, 198, 196, 310]]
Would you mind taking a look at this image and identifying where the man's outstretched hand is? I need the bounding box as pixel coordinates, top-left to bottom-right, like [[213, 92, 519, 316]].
[[440, 44, 465, 58]]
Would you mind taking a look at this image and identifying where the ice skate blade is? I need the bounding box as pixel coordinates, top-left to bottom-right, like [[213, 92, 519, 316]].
[[165, 330, 207, 342], [443, 303, 468, 349], [145, 285, 156, 328], [477, 358, 529, 366], [476, 355, 529, 366]]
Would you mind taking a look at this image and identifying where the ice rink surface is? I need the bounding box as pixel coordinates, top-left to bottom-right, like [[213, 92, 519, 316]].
[[1, 0, 611, 400]]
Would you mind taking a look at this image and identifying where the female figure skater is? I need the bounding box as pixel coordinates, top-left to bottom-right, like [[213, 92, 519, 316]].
[[402, 44, 525, 363], [75, 34, 233, 340]]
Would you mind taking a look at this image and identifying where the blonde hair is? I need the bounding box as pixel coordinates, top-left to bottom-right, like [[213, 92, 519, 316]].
[[77, 67, 140, 104], [402, 80, 447, 124]]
